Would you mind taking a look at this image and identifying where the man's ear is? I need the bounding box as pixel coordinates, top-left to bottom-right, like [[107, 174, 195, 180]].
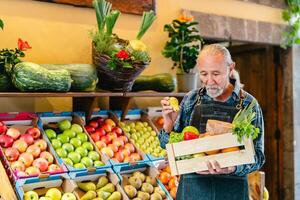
[[229, 62, 235, 76]]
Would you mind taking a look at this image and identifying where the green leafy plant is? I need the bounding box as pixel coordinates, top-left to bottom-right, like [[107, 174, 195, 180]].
[[0, 19, 3, 30], [91, 0, 156, 69], [162, 15, 203, 74], [281, 0, 300, 49], [232, 100, 260, 143]]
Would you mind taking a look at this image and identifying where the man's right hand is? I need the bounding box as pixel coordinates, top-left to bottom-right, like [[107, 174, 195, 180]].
[[161, 97, 179, 133]]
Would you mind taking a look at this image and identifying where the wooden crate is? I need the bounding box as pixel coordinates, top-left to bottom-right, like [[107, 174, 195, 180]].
[[166, 133, 255, 176]]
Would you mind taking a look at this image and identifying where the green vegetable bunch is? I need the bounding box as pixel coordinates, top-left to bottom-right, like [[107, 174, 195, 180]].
[[168, 131, 184, 144], [232, 100, 260, 143]]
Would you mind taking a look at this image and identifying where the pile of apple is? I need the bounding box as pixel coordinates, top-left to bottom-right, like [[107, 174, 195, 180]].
[[76, 176, 121, 200], [85, 117, 142, 163], [24, 188, 76, 200], [45, 119, 104, 169], [122, 171, 167, 200], [0, 121, 63, 177], [120, 121, 167, 158]]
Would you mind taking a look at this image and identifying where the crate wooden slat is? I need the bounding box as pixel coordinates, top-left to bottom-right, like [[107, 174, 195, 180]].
[[166, 133, 255, 176], [0, 162, 17, 200]]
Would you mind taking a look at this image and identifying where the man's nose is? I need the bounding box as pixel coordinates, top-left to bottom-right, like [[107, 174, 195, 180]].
[[207, 74, 215, 85]]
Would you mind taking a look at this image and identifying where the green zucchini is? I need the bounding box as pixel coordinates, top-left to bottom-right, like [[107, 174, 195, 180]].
[[42, 64, 98, 91], [12, 62, 72, 92], [132, 73, 176, 92]]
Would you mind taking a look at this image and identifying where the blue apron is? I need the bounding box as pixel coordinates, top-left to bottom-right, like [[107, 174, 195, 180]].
[[176, 88, 249, 200]]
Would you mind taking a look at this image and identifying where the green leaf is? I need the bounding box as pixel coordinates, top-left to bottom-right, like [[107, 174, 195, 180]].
[[0, 19, 3, 30], [136, 10, 156, 40], [105, 10, 120, 36], [282, 10, 291, 21], [93, 0, 112, 33]]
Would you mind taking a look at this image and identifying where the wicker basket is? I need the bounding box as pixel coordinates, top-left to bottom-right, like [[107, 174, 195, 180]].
[[92, 44, 149, 92]]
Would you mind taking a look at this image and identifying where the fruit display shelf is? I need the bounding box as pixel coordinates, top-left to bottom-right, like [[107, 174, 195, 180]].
[[38, 112, 111, 179], [0, 112, 68, 186]]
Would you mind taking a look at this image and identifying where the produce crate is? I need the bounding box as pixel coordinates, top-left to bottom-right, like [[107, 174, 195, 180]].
[[166, 133, 255, 176], [116, 164, 173, 200], [39, 112, 111, 179], [15, 175, 77, 200], [119, 109, 165, 163], [0, 112, 68, 186], [145, 106, 164, 130], [71, 170, 127, 200], [87, 110, 151, 173]]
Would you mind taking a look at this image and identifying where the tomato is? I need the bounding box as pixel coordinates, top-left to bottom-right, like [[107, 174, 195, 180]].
[[159, 171, 171, 185]]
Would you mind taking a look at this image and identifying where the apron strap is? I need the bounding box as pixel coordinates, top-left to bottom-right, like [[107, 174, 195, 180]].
[[236, 89, 247, 110]]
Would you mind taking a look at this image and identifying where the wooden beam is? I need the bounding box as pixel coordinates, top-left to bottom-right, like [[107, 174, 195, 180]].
[[0, 162, 17, 200]]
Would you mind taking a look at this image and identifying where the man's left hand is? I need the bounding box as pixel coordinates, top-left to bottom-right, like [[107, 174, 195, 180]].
[[196, 161, 236, 175]]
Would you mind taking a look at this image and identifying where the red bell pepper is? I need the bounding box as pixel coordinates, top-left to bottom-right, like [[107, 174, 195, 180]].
[[184, 132, 199, 141]]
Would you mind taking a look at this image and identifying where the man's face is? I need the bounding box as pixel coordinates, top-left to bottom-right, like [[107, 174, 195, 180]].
[[198, 53, 231, 98]]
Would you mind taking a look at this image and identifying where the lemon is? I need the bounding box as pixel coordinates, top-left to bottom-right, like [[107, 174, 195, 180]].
[[169, 97, 180, 111]]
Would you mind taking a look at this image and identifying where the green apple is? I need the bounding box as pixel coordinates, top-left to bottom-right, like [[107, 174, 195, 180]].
[[57, 134, 70, 144], [131, 135, 138, 141], [75, 147, 88, 157], [39, 197, 51, 200], [151, 131, 156, 136], [88, 151, 100, 161], [74, 163, 85, 169], [82, 142, 94, 151], [94, 160, 105, 167], [68, 152, 81, 164], [56, 148, 68, 158], [58, 119, 71, 131], [62, 158, 73, 166], [81, 157, 93, 168], [182, 125, 199, 135], [61, 193, 76, 200], [62, 143, 74, 153], [77, 133, 88, 143], [51, 139, 62, 149], [45, 129, 56, 139], [45, 188, 61, 200], [24, 191, 39, 200], [63, 129, 76, 138], [70, 138, 82, 148], [70, 124, 83, 134]]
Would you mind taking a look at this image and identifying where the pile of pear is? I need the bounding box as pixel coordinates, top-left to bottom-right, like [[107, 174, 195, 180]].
[[78, 176, 121, 200], [123, 171, 167, 200]]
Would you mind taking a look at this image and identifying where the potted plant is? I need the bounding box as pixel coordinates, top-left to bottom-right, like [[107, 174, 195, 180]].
[[162, 12, 203, 92], [91, 0, 156, 92]]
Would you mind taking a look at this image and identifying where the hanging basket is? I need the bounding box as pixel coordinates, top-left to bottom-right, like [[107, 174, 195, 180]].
[[92, 44, 149, 92]]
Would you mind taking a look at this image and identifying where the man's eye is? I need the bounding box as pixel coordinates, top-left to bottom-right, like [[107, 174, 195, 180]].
[[200, 73, 207, 76]]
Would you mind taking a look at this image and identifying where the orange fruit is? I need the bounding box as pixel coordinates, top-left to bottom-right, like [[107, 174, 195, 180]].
[[159, 171, 171, 185], [205, 149, 220, 155], [170, 187, 178, 199], [164, 166, 171, 174], [164, 184, 170, 191], [168, 177, 179, 189], [221, 147, 240, 153]]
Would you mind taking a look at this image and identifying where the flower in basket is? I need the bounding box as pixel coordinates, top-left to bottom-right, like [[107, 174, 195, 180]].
[[90, 0, 156, 91], [162, 11, 203, 74]]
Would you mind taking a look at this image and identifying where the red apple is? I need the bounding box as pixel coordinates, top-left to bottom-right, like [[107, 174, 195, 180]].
[[13, 140, 28, 153], [40, 151, 54, 165], [34, 139, 47, 151], [95, 117, 105, 125], [91, 132, 101, 142], [0, 135, 14, 148], [111, 157, 119, 163], [11, 160, 25, 172], [16, 171, 27, 177], [112, 127, 123, 136], [95, 127, 106, 136], [0, 121, 7, 135], [107, 132, 117, 140], [123, 156, 131, 163], [114, 151, 124, 162], [25, 127, 41, 139], [130, 153, 142, 161], [48, 164, 61, 173], [102, 124, 112, 133], [119, 147, 131, 157], [108, 143, 118, 153], [25, 166, 40, 176], [119, 135, 128, 143], [112, 138, 124, 148], [18, 152, 34, 167], [89, 121, 99, 129], [95, 141, 106, 150], [26, 145, 41, 158], [6, 127, 21, 140], [105, 119, 116, 128], [33, 158, 48, 172], [100, 135, 112, 145], [5, 147, 20, 161], [85, 125, 95, 134], [20, 134, 34, 146], [124, 143, 135, 153], [101, 147, 114, 158]]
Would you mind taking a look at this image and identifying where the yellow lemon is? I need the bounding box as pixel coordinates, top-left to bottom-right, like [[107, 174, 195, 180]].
[[169, 97, 180, 111]]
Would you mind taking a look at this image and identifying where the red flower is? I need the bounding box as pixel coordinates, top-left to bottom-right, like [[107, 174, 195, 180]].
[[18, 38, 31, 51], [115, 49, 129, 59]]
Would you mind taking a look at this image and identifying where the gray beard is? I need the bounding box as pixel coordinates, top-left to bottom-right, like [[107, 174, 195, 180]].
[[206, 86, 224, 98]]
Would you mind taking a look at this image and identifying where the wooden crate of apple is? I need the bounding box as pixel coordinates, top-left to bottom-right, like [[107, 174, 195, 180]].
[[119, 118, 167, 158], [44, 119, 104, 169], [120, 168, 169, 200], [85, 117, 142, 163], [0, 121, 64, 179], [74, 175, 122, 200]]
